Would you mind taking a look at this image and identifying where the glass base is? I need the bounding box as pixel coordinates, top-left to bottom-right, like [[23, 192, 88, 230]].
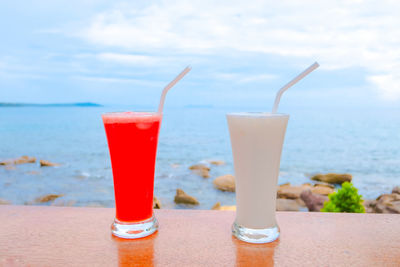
[[232, 221, 280, 244], [111, 216, 158, 239]]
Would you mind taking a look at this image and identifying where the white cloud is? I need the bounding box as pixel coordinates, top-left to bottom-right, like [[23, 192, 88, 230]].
[[76, 0, 400, 100], [34, 28, 62, 34], [97, 53, 165, 66], [74, 75, 163, 87], [0, 60, 46, 80], [215, 73, 277, 83], [368, 74, 400, 101]]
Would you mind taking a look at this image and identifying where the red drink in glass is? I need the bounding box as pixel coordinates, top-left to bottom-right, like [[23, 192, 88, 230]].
[[102, 111, 161, 239]]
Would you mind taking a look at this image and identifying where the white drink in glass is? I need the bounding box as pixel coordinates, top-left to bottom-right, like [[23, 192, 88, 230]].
[[227, 112, 289, 243]]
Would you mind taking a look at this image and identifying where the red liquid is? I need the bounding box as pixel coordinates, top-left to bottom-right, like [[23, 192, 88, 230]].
[[102, 112, 161, 222]]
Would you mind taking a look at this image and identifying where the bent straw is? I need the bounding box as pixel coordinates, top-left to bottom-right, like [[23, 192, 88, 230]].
[[271, 62, 319, 113], [158, 66, 192, 113]]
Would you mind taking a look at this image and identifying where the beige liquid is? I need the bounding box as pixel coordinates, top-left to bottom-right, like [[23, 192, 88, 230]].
[[227, 113, 289, 229]]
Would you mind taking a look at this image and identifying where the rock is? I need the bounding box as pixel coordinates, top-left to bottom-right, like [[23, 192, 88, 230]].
[[211, 202, 221, 210], [0, 198, 11, 205], [4, 165, 16, 170], [189, 164, 210, 171], [153, 197, 161, 209], [373, 193, 400, 214], [278, 183, 334, 201], [208, 160, 225, 166], [195, 169, 210, 178], [277, 183, 312, 199], [220, 205, 236, 211], [295, 198, 306, 207], [15, 156, 36, 164], [34, 194, 64, 203], [392, 186, 400, 195], [311, 173, 352, 184], [386, 201, 400, 214], [40, 160, 61, 167], [189, 164, 210, 178], [0, 156, 36, 165], [363, 199, 377, 213], [0, 160, 12, 165], [300, 190, 329, 212], [213, 175, 235, 192], [276, 199, 300, 211], [210, 204, 236, 211], [174, 189, 199, 205], [377, 193, 400, 204], [211, 202, 237, 211], [311, 184, 335, 196], [373, 203, 386, 213]]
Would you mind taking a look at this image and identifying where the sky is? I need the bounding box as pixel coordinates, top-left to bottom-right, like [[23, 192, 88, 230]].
[[0, 0, 399, 109]]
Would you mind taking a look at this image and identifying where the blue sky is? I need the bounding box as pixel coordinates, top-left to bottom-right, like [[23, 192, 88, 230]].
[[0, 0, 399, 109]]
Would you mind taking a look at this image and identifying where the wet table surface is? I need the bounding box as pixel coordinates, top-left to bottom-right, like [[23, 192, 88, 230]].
[[0, 206, 399, 266]]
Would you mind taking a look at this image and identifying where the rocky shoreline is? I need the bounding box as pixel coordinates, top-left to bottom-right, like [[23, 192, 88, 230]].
[[1, 156, 399, 214], [175, 163, 400, 214]]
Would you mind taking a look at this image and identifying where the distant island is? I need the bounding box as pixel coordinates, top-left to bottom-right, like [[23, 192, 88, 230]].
[[0, 102, 103, 107]]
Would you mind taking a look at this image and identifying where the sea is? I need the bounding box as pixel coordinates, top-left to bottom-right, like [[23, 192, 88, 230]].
[[0, 105, 399, 209]]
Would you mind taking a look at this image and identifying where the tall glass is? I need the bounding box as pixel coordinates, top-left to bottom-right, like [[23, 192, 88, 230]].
[[102, 111, 161, 239], [227, 112, 289, 243]]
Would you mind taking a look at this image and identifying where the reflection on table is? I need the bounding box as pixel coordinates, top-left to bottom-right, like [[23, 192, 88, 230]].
[[233, 236, 278, 267], [113, 233, 156, 267]]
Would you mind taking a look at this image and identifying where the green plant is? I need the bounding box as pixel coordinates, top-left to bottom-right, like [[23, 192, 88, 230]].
[[321, 182, 365, 213]]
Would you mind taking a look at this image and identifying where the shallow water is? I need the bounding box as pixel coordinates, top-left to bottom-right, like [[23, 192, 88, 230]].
[[0, 105, 399, 208]]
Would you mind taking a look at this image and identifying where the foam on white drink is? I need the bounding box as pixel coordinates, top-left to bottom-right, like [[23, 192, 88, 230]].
[[102, 112, 161, 124]]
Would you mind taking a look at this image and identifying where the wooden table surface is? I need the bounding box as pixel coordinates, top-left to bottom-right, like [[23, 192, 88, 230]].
[[0, 206, 399, 266]]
